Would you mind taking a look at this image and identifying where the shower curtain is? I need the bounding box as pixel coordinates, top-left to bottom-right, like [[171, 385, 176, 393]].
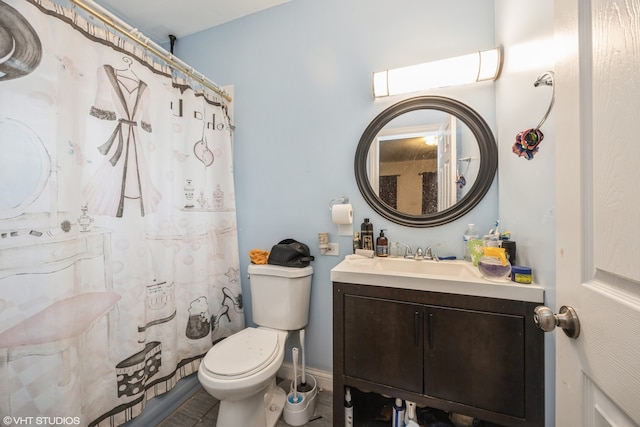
[[0, 1, 244, 425]]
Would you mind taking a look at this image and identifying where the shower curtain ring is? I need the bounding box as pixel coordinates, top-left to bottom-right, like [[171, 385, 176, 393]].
[[533, 71, 555, 130]]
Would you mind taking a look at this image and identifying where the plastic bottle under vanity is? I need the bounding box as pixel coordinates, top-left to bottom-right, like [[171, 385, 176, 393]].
[[392, 398, 406, 427], [376, 229, 388, 257], [344, 387, 354, 427], [463, 223, 480, 262], [405, 401, 419, 427]]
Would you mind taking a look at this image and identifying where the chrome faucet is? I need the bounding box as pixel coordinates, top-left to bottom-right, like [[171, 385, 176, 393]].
[[414, 247, 424, 260], [424, 245, 440, 261]]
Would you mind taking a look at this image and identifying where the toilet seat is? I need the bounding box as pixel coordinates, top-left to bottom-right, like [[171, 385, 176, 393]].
[[202, 327, 280, 378]]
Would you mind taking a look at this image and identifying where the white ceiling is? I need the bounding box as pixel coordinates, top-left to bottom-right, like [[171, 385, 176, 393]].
[[96, 0, 293, 43]]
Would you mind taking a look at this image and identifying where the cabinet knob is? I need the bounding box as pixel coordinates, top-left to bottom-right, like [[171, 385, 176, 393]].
[[533, 305, 580, 338]]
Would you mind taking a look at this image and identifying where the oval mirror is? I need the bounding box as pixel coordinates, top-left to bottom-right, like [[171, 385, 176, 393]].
[[355, 96, 497, 227], [0, 118, 51, 219]]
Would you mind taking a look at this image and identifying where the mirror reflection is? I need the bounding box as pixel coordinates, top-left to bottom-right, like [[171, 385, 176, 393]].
[[367, 109, 480, 216]]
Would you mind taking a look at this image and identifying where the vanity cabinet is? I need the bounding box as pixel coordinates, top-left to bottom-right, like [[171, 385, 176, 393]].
[[345, 296, 424, 393], [334, 282, 544, 427]]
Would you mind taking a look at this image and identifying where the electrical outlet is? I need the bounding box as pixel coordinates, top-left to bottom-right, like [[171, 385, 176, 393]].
[[325, 243, 339, 256]]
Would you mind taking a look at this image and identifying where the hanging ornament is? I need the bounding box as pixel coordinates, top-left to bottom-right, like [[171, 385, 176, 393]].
[[512, 128, 544, 160]]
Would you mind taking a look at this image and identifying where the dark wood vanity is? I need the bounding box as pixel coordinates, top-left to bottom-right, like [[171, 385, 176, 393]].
[[333, 281, 545, 426]]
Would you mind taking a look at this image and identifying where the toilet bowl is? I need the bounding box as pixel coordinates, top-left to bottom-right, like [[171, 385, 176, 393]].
[[198, 327, 288, 427], [197, 264, 313, 427]]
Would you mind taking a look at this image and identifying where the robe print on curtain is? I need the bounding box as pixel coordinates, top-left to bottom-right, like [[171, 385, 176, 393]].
[[0, 1, 244, 426], [84, 62, 161, 218]]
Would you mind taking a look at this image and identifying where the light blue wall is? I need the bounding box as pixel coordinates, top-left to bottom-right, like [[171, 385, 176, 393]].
[[170, 4, 558, 423], [177, 0, 499, 375], [495, 1, 555, 425]]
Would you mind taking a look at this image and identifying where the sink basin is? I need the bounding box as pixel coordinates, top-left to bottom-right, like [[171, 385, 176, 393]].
[[344, 256, 479, 279], [330, 255, 544, 303]]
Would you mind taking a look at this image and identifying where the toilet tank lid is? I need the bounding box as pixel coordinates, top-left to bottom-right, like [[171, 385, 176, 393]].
[[248, 264, 313, 278]]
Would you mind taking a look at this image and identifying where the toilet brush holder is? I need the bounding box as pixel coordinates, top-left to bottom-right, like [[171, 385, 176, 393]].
[[283, 374, 318, 426]]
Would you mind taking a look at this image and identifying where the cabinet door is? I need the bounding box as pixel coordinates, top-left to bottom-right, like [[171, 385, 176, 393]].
[[424, 306, 525, 418], [344, 295, 423, 392]]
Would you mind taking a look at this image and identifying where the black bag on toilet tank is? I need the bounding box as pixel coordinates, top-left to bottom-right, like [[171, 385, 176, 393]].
[[267, 239, 314, 268]]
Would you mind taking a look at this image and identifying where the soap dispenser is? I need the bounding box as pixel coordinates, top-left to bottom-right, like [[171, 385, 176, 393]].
[[376, 229, 388, 257]]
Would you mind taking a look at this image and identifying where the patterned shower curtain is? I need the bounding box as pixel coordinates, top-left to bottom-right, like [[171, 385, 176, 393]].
[[0, 1, 244, 425]]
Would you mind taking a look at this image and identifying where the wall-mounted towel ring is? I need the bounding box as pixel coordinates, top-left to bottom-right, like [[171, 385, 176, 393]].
[[513, 71, 555, 160]]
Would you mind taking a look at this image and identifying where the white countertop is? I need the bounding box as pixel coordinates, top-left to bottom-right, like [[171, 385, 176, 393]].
[[330, 255, 544, 303]]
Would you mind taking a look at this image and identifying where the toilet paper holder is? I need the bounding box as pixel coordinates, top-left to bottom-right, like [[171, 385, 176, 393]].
[[319, 197, 349, 255], [329, 196, 353, 238], [328, 196, 349, 210]]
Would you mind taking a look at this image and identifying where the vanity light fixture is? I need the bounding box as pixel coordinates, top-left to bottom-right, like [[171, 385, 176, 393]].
[[423, 134, 438, 146], [373, 48, 502, 98]]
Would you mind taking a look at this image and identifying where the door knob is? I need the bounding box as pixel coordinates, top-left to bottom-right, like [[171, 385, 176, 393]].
[[533, 305, 580, 338]]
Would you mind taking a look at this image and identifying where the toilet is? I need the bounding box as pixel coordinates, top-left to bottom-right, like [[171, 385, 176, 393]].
[[198, 263, 313, 427]]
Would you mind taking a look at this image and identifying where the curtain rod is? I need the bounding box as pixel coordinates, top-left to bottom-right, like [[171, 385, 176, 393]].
[[70, 0, 232, 102]]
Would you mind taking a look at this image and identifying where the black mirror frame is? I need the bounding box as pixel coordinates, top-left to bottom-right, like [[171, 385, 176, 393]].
[[355, 96, 498, 227]]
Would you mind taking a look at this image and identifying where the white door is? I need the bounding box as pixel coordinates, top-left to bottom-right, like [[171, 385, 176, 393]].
[[437, 115, 456, 211], [552, 0, 640, 425]]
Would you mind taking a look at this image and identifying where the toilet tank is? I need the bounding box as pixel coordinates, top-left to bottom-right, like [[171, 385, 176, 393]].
[[248, 264, 313, 330]]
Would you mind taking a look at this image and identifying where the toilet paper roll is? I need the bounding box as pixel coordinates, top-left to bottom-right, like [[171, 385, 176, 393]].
[[331, 204, 353, 236]]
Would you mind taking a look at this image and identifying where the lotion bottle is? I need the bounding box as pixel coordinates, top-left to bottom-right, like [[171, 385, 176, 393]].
[[344, 387, 354, 427], [376, 229, 388, 257]]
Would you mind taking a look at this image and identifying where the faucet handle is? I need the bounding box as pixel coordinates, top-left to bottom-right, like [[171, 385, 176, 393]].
[[403, 246, 414, 259], [424, 244, 441, 261]]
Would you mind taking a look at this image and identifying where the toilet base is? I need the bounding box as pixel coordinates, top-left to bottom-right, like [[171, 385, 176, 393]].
[[215, 378, 286, 427], [265, 382, 287, 427]]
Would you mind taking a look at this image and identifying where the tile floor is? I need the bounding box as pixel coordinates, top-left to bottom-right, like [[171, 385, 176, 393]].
[[158, 379, 333, 427]]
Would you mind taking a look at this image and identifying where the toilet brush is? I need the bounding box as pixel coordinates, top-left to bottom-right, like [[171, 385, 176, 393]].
[[297, 329, 313, 393], [288, 347, 302, 404]]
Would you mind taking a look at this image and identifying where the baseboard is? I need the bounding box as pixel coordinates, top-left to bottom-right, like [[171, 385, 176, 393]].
[[278, 363, 333, 392], [122, 373, 201, 426]]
